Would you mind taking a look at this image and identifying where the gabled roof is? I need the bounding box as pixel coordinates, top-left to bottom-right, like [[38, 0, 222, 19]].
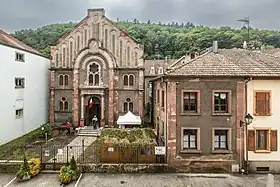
[[0, 29, 40, 55], [167, 49, 280, 77], [144, 59, 177, 76]]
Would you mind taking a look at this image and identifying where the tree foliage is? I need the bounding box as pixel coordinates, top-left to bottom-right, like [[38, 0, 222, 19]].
[[12, 20, 280, 59]]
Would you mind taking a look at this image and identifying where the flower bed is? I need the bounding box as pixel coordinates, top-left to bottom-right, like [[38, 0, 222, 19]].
[[59, 156, 81, 184], [16, 158, 41, 182]]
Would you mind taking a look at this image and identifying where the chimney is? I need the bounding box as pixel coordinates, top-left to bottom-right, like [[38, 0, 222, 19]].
[[212, 41, 218, 53], [243, 41, 247, 49], [88, 8, 105, 17], [164, 56, 168, 66]]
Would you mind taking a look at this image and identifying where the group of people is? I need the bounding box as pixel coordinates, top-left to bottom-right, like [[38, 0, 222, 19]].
[[65, 115, 99, 135]]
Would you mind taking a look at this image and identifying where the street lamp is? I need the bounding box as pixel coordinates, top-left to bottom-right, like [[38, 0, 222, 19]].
[[240, 113, 253, 175], [41, 126, 48, 143]]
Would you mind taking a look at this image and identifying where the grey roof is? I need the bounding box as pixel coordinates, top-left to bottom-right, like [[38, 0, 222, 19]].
[[168, 49, 280, 77]]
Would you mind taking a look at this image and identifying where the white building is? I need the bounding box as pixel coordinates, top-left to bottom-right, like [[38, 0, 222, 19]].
[[0, 30, 50, 145]]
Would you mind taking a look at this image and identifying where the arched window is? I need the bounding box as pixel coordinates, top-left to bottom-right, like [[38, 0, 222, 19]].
[[105, 29, 108, 48], [123, 75, 129, 86], [120, 40, 123, 66], [129, 75, 134, 86], [62, 47, 66, 67], [135, 52, 138, 66], [94, 74, 99, 86], [158, 67, 163, 74], [69, 41, 73, 63], [150, 67, 155, 75], [127, 46, 130, 66], [112, 34, 116, 55], [59, 97, 69, 111], [88, 62, 100, 86], [64, 75, 69, 86], [124, 98, 133, 112], [77, 35, 80, 51], [59, 75, 64, 85], [55, 53, 59, 67]]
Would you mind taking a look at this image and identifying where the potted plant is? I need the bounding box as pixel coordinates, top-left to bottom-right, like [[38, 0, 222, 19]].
[[16, 158, 31, 182], [59, 156, 80, 184]]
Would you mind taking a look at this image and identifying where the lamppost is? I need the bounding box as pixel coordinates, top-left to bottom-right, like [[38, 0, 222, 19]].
[[240, 113, 253, 175], [41, 126, 48, 143]]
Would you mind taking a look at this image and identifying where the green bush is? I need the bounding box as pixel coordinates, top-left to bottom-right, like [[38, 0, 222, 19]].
[[59, 156, 80, 184], [40, 123, 52, 139]]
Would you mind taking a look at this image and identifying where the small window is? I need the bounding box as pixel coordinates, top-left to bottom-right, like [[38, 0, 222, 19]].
[[182, 129, 197, 149], [182, 91, 198, 113], [124, 75, 129, 86], [120, 40, 123, 66], [89, 74, 94, 86], [59, 97, 69, 111], [64, 75, 69, 86], [256, 130, 269, 150], [161, 90, 165, 107], [56, 53, 59, 66], [105, 29, 108, 48], [129, 75, 134, 86], [158, 67, 164, 74], [94, 74, 99, 86], [15, 52, 25, 62], [59, 75, 64, 86], [16, 109, 23, 118], [112, 35, 116, 55], [15, 78, 25, 88], [214, 92, 229, 113], [214, 130, 228, 150], [127, 46, 130, 66], [150, 67, 155, 75], [124, 98, 133, 112], [135, 52, 138, 66]]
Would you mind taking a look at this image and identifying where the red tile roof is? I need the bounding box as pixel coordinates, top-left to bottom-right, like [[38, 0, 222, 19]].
[[168, 49, 280, 77], [0, 29, 40, 55]]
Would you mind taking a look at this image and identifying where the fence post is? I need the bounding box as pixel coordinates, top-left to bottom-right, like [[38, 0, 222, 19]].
[[40, 145, 43, 164], [66, 146, 69, 164], [53, 145, 56, 171], [82, 139, 85, 164]]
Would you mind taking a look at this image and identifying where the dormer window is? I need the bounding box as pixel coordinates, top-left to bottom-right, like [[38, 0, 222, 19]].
[[150, 67, 155, 75], [158, 67, 163, 74]]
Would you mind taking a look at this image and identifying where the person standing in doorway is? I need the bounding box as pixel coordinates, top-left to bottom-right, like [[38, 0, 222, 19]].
[[66, 121, 71, 135], [92, 115, 98, 129]]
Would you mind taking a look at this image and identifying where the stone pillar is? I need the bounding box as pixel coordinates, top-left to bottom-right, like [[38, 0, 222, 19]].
[[236, 81, 246, 168], [73, 69, 80, 126], [138, 91, 144, 118], [108, 69, 114, 127], [79, 94, 85, 127], [101, 94, 105, 127], [49, 71, 55, 123], [167, 82, 177, 165]]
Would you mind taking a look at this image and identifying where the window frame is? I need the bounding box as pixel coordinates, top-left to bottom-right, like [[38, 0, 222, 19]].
[[181, 90, 200, 115], [15, 52, 25, 62], [254, 90, 272, 116], [15, 77, 25, 89], [212, 90, 232, 115], [180, 127, 201, 153], [15, 109, 24, 118], [123, 74, 134, 88], [123, 98, 133, 113], [212, 127, 232, 153], [255, 128, 271, 152]]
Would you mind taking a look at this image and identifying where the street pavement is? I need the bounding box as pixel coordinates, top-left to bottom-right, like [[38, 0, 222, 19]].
[[1, 173, 280, 187]]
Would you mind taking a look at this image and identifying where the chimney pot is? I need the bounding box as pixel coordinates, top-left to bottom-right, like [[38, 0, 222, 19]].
[[213, 41, 218, 53]]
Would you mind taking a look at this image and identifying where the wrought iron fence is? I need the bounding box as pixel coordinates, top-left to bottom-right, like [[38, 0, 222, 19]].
[[0, 141, 165, 165]]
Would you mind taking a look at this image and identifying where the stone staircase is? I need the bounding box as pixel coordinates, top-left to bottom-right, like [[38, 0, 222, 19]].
[[77, 126, 102, 137]]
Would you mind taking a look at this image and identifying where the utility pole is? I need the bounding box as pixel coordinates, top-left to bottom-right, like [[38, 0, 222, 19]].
[[238, 17, 250, 45]]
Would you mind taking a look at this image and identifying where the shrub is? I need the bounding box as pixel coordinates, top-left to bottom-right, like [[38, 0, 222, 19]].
[[16, 157, 41, 182], [40, 123, 52, 139], [59, 156, 80, 184]]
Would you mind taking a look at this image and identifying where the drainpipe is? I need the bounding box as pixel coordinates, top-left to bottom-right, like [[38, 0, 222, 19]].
[[162, 77, 168, 162], [244, 77, 252, 174]]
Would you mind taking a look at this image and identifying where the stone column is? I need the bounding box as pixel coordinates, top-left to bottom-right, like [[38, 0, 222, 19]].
[[73, 69, 80, 126], [49, 71, 55, 123], [80, 94, 85, 127], [101, 94, 105, 127], [108, 69, 114, 127]]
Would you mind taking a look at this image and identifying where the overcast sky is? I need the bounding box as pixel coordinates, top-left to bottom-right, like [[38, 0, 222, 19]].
[[1, 0, 279, 33]]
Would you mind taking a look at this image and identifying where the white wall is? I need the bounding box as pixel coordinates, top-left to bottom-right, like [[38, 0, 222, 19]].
[[247, 80, 280, 161], [0, 44, 50, 145]]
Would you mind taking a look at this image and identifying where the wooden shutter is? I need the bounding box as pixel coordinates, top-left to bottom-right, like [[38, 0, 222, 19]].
[[265, 92, 271, 115], [247, 130, 256, 151], [271, 130, 278, 151], [255, 92, 266, 115]]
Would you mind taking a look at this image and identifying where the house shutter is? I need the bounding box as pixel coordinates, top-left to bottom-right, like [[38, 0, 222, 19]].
[[271, 130, 277, 151], [255, 92, 266, 115], [265, 92, 271, 115], [247, 130, 255, 151]]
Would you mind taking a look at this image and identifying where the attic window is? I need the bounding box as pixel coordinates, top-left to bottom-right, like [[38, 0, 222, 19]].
[[150, 67, 155, 74], [190, 53, 195, 59], [158, 67, 163, 74], [15, 52, 25, 62]]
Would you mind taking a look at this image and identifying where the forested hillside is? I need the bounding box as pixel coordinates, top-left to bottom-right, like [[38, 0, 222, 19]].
[[12, 20, 280, 59]]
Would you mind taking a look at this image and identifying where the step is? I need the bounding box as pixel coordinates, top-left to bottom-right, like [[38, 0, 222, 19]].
[[78, 133, 100, 137]]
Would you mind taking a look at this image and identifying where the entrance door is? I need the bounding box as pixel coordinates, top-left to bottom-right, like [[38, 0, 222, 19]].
[[86, 97, 101, 126]]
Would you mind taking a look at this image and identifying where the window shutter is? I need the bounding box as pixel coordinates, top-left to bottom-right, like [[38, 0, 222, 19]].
[[255, 92, 266, 115], [247, 130, 255, 151], [271, 130, 277, 151], [265, 92, 271, 114]]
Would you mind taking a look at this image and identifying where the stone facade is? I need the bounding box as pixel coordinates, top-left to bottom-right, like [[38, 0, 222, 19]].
[[154, 77, 245, 171], [49, 9, 144, 127]]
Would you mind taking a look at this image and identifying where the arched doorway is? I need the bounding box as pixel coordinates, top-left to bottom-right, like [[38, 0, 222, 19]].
[[85, 97, 101, 126]]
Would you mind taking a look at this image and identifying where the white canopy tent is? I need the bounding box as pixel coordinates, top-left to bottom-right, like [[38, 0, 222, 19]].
[[117, 111, 141, 128]]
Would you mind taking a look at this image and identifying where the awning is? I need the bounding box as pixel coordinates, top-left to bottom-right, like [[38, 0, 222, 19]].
[[117, 111, 142, 125]]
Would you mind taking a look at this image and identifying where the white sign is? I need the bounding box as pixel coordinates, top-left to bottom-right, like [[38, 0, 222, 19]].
[[155, 146, 166, 155], [57, 149, 63, 155], [45, 149, 50, 157], [108, 147, 114, 152]]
